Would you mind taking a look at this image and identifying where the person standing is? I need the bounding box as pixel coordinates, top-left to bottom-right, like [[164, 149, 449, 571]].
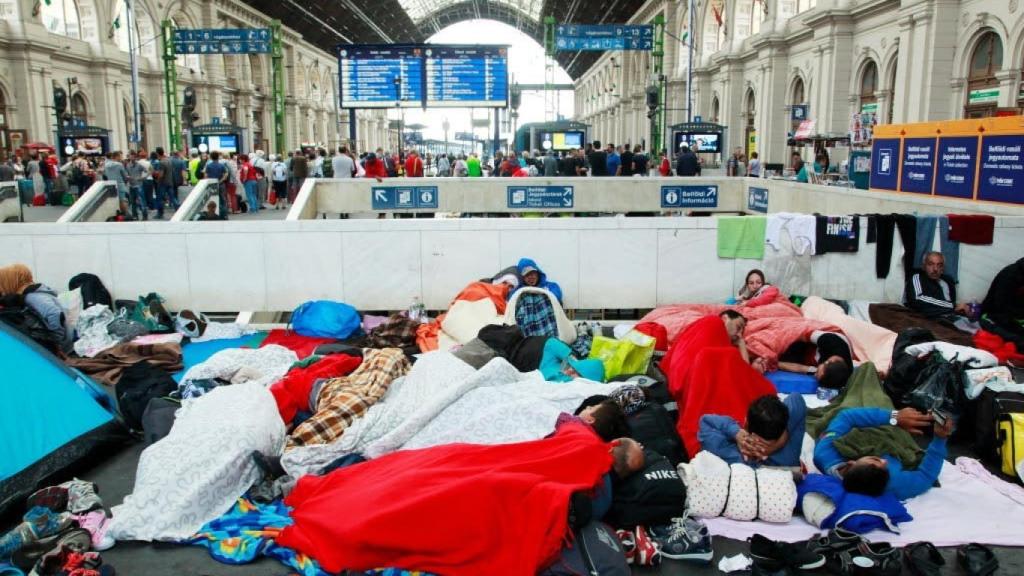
[[102, 150, 130, 206], [588, 141, 608, 177], [404, 149, 424, 177], [748, 151, 762, 178], [619, 144, 634, 177], [170, 150, 187, 208], [153, 147, 175, 219], [270, 154, 289, 210], [226, 152, 242, 213], [466, 153, 482, 177], [0, 153, 14, 181], [127, 151, 148, 220], [632, 145, 648, 176], [658, 150, 672, 176], [542, 150, 558, 177], [290, 150, 308, 205], [332, 146, 356, 179], [239, 154, 259, 213], [312, 148, 325, 178], [202, 151, 229, 219], [676, 145, 701, 176], [605, 143, 620, 176], [436, 153, 451, 177]]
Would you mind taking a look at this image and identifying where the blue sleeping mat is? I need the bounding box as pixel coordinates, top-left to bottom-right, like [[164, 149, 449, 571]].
[[173, 332, 267, 382], [766, 370, 818, 394]]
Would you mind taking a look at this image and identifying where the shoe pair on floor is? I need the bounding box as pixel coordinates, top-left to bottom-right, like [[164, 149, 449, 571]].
[[616, 515, 714, 567], [904, 541, 999, 576]]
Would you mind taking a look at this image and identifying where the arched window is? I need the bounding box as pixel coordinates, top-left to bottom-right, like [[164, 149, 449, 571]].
[[172, 17, 202, 73], [222, 54, 240, 86], [115, 1, 156, 60], [309, 65, 322, 102], [965, 31, 1003, 118], [744, 89, 756, 158], [702, 1, 725, 55], [792, 77, 805, 105], [71, 93, 88, 122], [122, 99, 146, 150], [751, 0, 767, 36], [248, 54, 264, 85], [887, 60, 898, 123], [295, 64, 307, 99], [734, 0, 752, 40], [40, 0, 82, 39], [859, 60, 878, 112], [711, 96, 720, 123], [0, 88, 7, 128]]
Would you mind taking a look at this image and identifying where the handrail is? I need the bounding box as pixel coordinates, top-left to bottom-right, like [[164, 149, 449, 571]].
[[170, 179, 219, 222], [0, 181, 22, 223], [57, 180, 118, 223]]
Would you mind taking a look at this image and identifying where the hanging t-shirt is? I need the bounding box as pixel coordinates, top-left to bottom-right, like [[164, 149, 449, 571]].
[[815, 215, 860, 254], [765, 212, 817, 256]]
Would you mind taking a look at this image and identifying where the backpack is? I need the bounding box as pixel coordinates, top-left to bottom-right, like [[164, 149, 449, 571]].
[[115, 361, 177, 431], [68, 273, 113, 309], [0, 293, 62, 353], [539, 521, 629, 576], [606, 450, 687, 528], [290, 300, 362, 340], [628, 403, 685, 466]]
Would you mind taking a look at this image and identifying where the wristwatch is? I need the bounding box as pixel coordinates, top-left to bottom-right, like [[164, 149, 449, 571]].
[[889, 410, 898, 426]]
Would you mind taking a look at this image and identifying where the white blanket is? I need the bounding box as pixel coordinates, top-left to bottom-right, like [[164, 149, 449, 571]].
[[178, 344, 297, 390], [703, 461, 1024, 547], [109, 383, 286, 541]]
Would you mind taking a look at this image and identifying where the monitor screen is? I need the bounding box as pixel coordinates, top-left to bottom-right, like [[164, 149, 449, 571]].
[[540, 130, 585, 151], [72, 137, 104, 156], [193, 134, 239, 154], [675, 132, 721, 153]]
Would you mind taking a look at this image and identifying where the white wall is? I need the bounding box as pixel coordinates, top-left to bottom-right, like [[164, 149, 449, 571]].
[[0, 215, 1020, 313]]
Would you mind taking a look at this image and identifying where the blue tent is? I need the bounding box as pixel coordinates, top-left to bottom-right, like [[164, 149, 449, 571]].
[[0, 321, 124, 515]]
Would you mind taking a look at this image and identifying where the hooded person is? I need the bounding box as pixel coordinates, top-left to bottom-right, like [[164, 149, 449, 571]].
[[485, 265, 522, 291], [0, 263, 72, 350], [512, 258, 563, 303]]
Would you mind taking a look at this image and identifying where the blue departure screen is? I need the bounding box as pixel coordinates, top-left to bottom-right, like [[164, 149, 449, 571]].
[[425, 45, 509, 108], [338, 45, 425, 108]]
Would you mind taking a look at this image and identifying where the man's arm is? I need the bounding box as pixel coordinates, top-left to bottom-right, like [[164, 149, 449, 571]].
[[698, 415, 744, 464], [778, 361, 814, 374], [813, 408, 891, 476], [890, 435, 947, 500]]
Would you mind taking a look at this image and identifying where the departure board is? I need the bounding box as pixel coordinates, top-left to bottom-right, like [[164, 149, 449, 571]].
[[425, 45, 509, 108], [338, 45, 425, 108]]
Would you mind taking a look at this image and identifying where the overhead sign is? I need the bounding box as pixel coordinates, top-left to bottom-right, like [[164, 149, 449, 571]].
[[172, 28, 271, 55], [507, 185, 574, 209], [425, 45, 508, 108], [869, 138, 900, 191], [791, 104, 809, 122], [660, 185, 718, 208], [968, 88, 1001, 104], [455, 131, 475, 141], [934, 136, 978, 199], [899, 137, 936, 194], [371, 186, 439, 210], [555, 24, 654, 51], [977, 134, 1024, 204], [747, 187, 769, 213], [339, 45, 425, 108]]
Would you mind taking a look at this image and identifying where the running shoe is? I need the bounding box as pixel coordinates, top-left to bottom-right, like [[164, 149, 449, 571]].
[[649, 517, 713, 563]]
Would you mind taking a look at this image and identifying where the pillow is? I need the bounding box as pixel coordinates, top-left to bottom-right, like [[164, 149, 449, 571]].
[[723, 463, 758, 521], [680, 451, 730, 518], [756, 467, 798, 523]]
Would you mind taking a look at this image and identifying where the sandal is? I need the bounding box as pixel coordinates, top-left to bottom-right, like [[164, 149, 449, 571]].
[[831, 541, 901, 576], [903, 541, 945, 576], [957, 543, 998, 576]]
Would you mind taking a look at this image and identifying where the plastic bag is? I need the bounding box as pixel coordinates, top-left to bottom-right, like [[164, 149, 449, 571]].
[[904, 353, 965, 419], [131, 292, 173, 333], [290, 300, 362, 339], [588, 330, 656, 380]]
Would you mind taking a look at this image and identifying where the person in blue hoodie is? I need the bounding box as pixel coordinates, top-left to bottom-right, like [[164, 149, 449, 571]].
[[813, 407, 952, 500], [698, 394, 806, 468], [514, 258, 563, 303]]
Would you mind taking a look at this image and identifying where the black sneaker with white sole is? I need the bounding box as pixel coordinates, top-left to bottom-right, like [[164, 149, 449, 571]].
[[749, 533, 826, 570], [648, 517, 713, 563]]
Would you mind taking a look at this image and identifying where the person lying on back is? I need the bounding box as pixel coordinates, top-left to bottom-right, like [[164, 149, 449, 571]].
[[777, 330, 854, 390], [813, 406, 952, 500]]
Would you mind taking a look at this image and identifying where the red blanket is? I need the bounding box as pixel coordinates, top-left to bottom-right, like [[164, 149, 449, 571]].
[[269, 353, 362, 424], [660, 316, 776, 457], [260, 329, 338, 359], [641, 299, 801, 343], [277, 423, 612, 575]]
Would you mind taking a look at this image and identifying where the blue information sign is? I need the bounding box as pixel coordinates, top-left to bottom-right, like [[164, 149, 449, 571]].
[[172, 28, 271, 55], [425, 45, 508, 108], [747, 187, 769, 213], [791, 105, 809, 122], [338, 45, 425, 108], [371, 186, 439, 210], [507, 186, 574, 209], [661, 185, 718, 208], [978, 135, 1024, 204], [934, 136, 978, 199], [555, 24, 654, 51], [869, 139, 901, 191], [899, 138, 936, 194]]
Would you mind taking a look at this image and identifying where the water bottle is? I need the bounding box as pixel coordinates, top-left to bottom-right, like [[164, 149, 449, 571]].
[[408, 297, 424, 323], [968, 299, 981, 322], [817, 387, 839, 402]]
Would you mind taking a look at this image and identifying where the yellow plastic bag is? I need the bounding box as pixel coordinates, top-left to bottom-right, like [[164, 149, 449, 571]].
[[588, 331, 656, 380]]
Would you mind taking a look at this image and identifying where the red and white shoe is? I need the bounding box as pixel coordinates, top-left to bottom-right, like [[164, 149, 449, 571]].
[[616, 529, 637, 565], [634, 525, 663, 567]]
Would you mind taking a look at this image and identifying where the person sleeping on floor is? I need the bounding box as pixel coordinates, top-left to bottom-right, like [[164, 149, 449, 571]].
[[776, 329, 855, 390], [813, 406, 953, 500]]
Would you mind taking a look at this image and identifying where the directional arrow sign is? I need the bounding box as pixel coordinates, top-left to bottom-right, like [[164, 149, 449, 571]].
[[371, 186, 439, 210], [747, 187, 769, 213], [661, 185, 718, 208], [507, 185, 574, 209]]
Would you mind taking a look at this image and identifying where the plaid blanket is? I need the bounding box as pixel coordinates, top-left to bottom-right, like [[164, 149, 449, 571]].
[[286, 348, 411, 449], [514, 292, 559, 339], [366, 313, 420, 349]]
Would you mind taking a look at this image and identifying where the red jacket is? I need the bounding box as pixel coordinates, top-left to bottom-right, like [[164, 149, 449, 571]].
[[363, 158, 388, 179], [404, 155, 423, 177], [659, 157, 671, 176]]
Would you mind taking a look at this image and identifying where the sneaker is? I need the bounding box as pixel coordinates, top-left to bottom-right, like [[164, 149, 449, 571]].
[[750, 533, 826, 570], [649, 518, 713, 563], [616, 529, 637, 565], [633, 526, 662, 567]]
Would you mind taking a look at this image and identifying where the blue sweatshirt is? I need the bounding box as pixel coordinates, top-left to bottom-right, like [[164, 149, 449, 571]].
[[698, 394, 806, 467], [813, 407, 946, 501]]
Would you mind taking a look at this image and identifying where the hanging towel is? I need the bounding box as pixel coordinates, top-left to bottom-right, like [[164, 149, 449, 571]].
[[717, 216, 767, 259], [947, 214, 994, 245], [937, 216, 960, 282], [913, 215, 939, 269], [765, 212, 817, 255]]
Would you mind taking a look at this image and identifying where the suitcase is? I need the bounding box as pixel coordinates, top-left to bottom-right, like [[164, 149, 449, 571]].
[[971, 389, 1024, 466], [997, 396, 1024, 477]]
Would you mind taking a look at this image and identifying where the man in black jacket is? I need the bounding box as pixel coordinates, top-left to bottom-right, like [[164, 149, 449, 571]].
[[588, 140, 609, 176], [675, 145, 701, 176], [905, 252, 970, 321]]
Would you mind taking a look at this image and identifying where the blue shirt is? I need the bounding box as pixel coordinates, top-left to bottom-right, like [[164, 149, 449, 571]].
[[203, 161, 227, 182], [813, 407, 946, 501], [606, 153, 621, 176], [698, 394, 806, 468]]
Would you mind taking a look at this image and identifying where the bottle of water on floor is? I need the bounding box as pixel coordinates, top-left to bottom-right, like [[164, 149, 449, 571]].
[[408, 296, 426, 323], [817, 387, 839, 402]]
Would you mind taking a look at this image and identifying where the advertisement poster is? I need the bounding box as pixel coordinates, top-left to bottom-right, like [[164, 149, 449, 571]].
[[869, 138, 900, 190], [899, 137, 936, 194], [934, 136, 978, 199], [977, 135, 1024, 204]]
